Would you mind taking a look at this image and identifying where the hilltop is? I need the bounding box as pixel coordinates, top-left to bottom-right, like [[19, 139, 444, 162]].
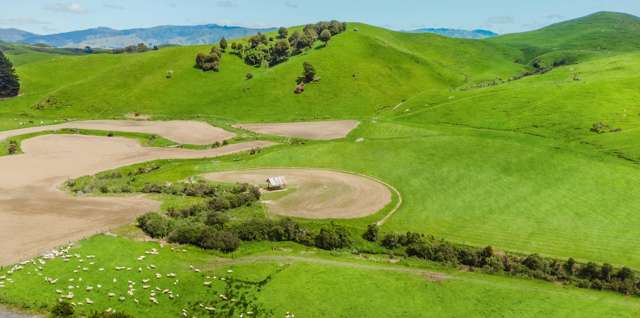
[[490, 11, 640, 62], [0, 23, 524, 123]]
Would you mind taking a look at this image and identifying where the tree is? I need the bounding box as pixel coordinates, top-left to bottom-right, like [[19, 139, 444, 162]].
[[600, 263, 614, 281], [579, 262, 600, 280], [564, 257, 576, 274], [300, 62, 316, 83], [271, 39, 291, 66], [319, 29, 332, 46], [522, 254, 545, 271], [278, 27, 288, 39], [205, 211, 230, 228], [219, 37, 228, 51], [249, 32, 268, 48], [363, 224, 379, 242], [329, 20, 344, 35], [0, 50, 19, 98], [315, 225, 352, 250], [137, 212, 171, 238], [199, 229, 240, 252], [195, 48, 222, 72]]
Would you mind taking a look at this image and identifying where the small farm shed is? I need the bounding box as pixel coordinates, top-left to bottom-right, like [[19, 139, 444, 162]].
[[266, 176, 287, 190]]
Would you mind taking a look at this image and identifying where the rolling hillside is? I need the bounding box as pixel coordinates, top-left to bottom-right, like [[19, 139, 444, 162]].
[[4, 13, 640, 317], [0, 23, 524, 124], [490, 11, 640, 62]]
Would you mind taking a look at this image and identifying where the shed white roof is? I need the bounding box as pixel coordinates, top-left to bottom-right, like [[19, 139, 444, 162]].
[[266, 176, 287, 187]]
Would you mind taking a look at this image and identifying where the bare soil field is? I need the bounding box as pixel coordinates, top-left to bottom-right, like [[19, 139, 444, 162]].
[[234, 120, 359, 140], [0, 120, 235, 145], [204, 168, 391, 219], [0, 134, 275, 266]]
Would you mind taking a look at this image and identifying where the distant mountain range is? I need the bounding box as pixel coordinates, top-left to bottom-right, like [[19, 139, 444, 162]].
[[410, 28, 498, 39], [0, 24, 276, 48]]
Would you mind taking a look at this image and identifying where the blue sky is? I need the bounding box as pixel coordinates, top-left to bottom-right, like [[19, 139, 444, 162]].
[[2, 0, 640, 34]]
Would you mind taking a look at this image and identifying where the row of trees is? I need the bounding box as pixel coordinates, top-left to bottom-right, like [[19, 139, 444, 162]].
[[236, 21, 347, 68], [112, 43, 157, 54], [0, 50, 19, 98], [364, 225, 640, 296], [139, 208, 353, 253]]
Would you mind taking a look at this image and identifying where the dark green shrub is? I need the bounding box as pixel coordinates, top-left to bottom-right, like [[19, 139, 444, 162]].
[[205, 211, 230, 228], [319, 29, 332, 46], [314, 225, 352, 250], [579, 262, 600, 280], [51, 301, 74, 317], [7, 140, 17, 154], [168, 221, 206, 245], [199, 229, 240, 252], [522, 254, 546, 271], [363, 224, 379, 242], [381, 233, 401, 249], [299, 62, 316, 84], [208, 197, 231, 211], [137, 212, 171, 238], [278, 27, 288, 39]]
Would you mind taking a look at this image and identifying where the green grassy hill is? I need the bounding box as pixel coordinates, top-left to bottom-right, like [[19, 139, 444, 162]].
[[0, 42, 93, 66], [0, 23, 524, 126], [4, 15, 640, 317], [490, 12, 640, 63]]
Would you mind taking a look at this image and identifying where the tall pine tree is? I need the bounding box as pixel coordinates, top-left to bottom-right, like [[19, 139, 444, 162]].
[[0, 50, 19, 98]]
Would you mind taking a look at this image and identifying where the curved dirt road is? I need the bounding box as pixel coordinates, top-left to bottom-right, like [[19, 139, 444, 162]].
[[0, 120, 235, 145], [234, 120, 359, 140]]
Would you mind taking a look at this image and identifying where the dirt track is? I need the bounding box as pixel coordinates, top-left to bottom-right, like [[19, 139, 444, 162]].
[[0, 120, 235, 145], [0, 134, 275, 266], [234, 120, 359, 140], [208, 255, 451, 282], [204, 168, 391, 219]]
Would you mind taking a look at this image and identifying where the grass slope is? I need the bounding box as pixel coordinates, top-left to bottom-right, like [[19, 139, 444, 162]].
[[0, 23, 523, 124], [397, 52, 640, 162], [490, 12, 640, 62]]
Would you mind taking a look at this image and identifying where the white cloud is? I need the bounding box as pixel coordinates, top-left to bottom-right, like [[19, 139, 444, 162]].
[[44, 2, 87, 14]]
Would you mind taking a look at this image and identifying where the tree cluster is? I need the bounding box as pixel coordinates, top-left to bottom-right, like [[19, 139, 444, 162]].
[[136, 181, 260, 253], [112, 43, 155, 54], [195, 45, 224, 72], [0, 49, 19, 98], [233, 218, 352, 250], [139, 206, 353, 253], [367, 225, 640, 296], [230, 21, 347, 68]]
